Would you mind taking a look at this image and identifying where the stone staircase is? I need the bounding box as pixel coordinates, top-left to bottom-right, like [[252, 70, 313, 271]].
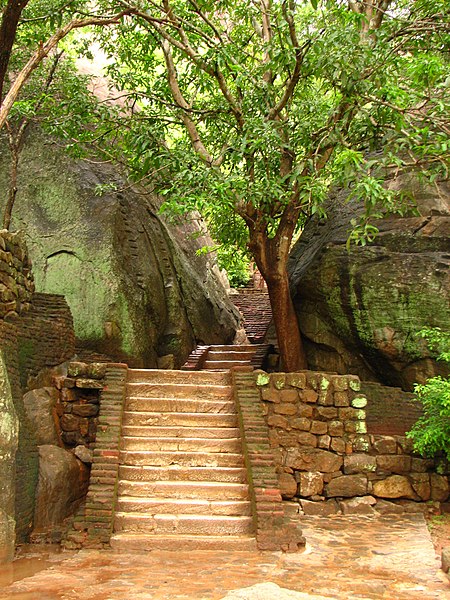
[[110, 368, 256, 551], [231, 289, 272, 344], [202, 344, 257, 370]]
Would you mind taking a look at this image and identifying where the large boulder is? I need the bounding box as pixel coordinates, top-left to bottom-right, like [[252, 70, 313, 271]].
[[22, 387, 59, 446], [0, 132, 239, 366], [288, 175, 450, 390], [33, 445, 89, 532]]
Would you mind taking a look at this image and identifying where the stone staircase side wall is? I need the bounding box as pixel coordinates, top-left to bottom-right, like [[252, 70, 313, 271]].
[[0, 232, 75, 545], [65, 364, 128, 549], [255, 371, 449, 513], [231, 368, 305, 552], [181, 345, 210, 370]]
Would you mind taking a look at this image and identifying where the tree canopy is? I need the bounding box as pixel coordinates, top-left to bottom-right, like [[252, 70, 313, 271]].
[[2, 0, 449, 370]]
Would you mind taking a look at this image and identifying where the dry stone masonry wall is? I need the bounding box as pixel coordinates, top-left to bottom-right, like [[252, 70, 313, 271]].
[[254, 371, 449, 515], [0, 231, 76, 549], [0, 230, 34, 319]]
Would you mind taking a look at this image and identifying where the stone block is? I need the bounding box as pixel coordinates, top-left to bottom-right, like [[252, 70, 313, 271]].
[[372, 436, 397, 455], [271, 373, 286, 389], [410, 473, 431, 501], [352, 435, 371, 452], [310, 420, 328, 435], [298, 471, 324, 497], [318, 435, 331, 450], [411, 457, 435, 472], [331, 376, 348, 392], [278, 472, 297, 499], [334, 391, 350, 407], [315, 407, 338, 419], [372, 475, 416, 499], [262, 388, 279, 402], [300, 389, 318, 404], [328, 420, 344, 437], [430, 473, 450, 502], [285, 373, 306, 389], [274, 402, 297, 416], [325, 475, 368, 498], [298, 403, 314, 418], [75, 379, 104, 390], [330, 437, 346, 454], [86, 363, 107, 380], [297, 432, 317, 447], [344, 454, 377, 474], [280, 389, 298, 403], [300, 499, 338, 516], [72, 404, 100, 418], [290, 417, 310, 431], [376, 455, 411, 474], [285, 448, 343, 472], [60, 414, 80, 432], [351, 396, 368, 408], [267, 415, 289, 429], [340, 496, 377, 515], [68, 362, 88, 378]]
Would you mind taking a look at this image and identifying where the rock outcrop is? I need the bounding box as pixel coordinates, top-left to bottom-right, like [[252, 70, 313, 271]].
[[0, 131, 239, 366], [289, 176, 450, 390]]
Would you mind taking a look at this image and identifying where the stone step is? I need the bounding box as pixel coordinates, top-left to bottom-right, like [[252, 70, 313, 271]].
[[207, 350, 255, 360], [120, 450, 245, 468], [117, 480, 249, 500], [116, 497, 252, 516], [119, 465, 247, 483], [126, 382, 231, 400], [127, 369, 231, 386], [208, 345, 256, 351], [203, 360, 251, 369], [122, 411, 238, 428], [121, 436, 242, 453], [114, 513, 254, 535], [121, 425, 241, 439], [110, 533, 257, 552], [126, 397, 236, 414]]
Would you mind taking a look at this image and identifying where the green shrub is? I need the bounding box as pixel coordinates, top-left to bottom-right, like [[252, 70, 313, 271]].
[[407, 328, 450, 461]]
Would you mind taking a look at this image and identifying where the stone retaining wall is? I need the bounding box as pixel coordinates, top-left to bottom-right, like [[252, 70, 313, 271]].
[[254, 371, 449, 515], [0, 231, 76, 544]]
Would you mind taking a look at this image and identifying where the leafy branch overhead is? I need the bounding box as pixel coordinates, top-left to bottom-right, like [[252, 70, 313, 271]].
[[1, 0, 449, 371]]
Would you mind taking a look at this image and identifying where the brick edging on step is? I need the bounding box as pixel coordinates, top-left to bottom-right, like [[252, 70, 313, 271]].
[[231, 367, 305, 552], [64, 363, 128, 549]]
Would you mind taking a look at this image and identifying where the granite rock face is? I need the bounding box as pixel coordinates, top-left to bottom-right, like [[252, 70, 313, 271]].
[[22, 387, 59, 446], [288, 177, 450, 390], [0, 132, 239, 366]]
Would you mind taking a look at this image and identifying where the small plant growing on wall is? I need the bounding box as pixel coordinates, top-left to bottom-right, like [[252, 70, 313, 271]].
[[407, 328, 450, 465]]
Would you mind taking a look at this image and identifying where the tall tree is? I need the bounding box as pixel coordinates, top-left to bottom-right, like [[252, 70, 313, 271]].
[[95, 0, 449, 371], [0, 0, 30, 101]]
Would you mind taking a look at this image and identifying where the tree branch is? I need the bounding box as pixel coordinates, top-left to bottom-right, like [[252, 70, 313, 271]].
[[0, 12, 130, 130]]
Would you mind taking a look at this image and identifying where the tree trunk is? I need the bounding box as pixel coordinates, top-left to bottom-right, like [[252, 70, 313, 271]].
[[249, 227, 307, 372], [0, 1, 30, 102], [265, 270, 308, 372], [3, 139, 18, 230]]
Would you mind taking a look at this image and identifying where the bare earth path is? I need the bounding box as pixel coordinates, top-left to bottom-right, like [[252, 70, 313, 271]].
[[1, 514, 448, 600]]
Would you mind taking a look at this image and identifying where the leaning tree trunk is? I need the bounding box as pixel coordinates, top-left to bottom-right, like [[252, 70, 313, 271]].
[[249, 227, 308, 372], [264, 270, 308, 372]]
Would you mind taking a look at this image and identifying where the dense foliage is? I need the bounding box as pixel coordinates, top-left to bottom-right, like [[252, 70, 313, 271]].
[[1, 1, 449, 369], [407, 329, 450, 463]]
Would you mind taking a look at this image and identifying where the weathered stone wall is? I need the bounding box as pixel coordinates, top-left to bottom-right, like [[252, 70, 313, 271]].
[[54, 362, 106, 449], [253, 371, 449, 515], [0, 231, 76, 546], [0, 230, 34, 319], [361, 382, 423, 436]]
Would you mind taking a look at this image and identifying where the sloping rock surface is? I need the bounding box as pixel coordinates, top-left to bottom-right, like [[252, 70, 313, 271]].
[[288, 177, 450, 390], [0, 132, 239, 366]]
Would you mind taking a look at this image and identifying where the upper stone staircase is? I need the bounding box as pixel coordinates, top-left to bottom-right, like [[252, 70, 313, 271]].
[[110, 368, 256, 551]]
